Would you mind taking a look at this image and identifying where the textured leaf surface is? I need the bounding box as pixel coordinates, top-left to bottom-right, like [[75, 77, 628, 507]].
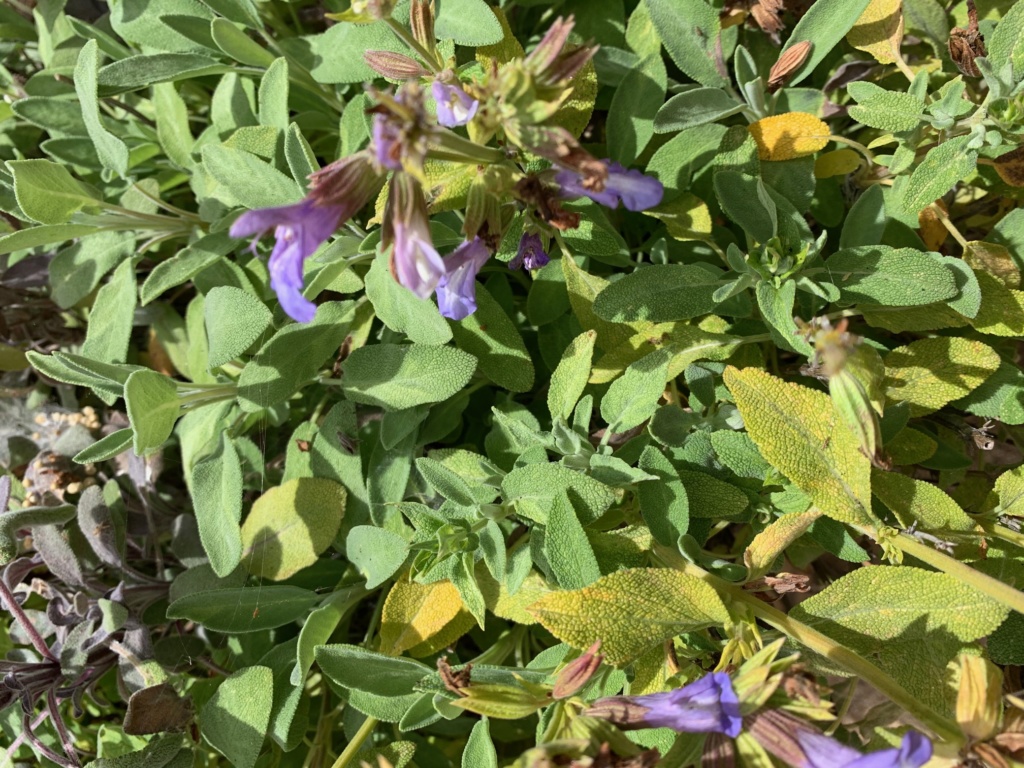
[[548, 330, 596, 422], [872, 470, 978, 533], [341, 343, 477, 410], [883, 337, 999, 415], [847, 0, 904, 63], [201, 666, 273, 768], [501, 463, 615, 524], [528, 567, 729, 665], [594, 264, 722, 323], [724, 367, 876, 527], [899, 136, 977, 216], [748, 113, 830, 161], [241, 478, 346, 580], [970, 272, 1024, 336], [380, 578, 466, 656], [825, 246, 957, 305]]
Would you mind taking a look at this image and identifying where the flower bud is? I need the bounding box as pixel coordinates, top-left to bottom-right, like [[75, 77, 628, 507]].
[[829, 369, 886, 469], [552, 641, 603, 699], [949, 0, 986, 77], [363, 50, 428, 80], [409, 0, 436, 60]]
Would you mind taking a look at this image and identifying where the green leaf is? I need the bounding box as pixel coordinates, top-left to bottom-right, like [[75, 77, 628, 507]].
[[987, 1, 1024, 82], [340, 343, 477, 410], [724, 366, 877, 528], [238, 301, 354, 411], [81, 258, 137, 365], [872, 469, 978, 533], [315, 644, 432, 697], [778, 0, 874, 86], [528, 567, 730, 666], [365, 252, 452, 345], [847, 83, 925, 133], [258, 57, 289, 130], [449, 284, 533, 393], [141, 232, 235, 305], [73, 428, 133, 464], [240, 477, 346, 580], [714, 171, 777, 244], [545, 493, 602, 590], [593, 264, 722, 323], [204, 286, 273, 367], [970, 271, 1024, 337], [124, 370, 180, 455], [201, 666, 273, 768], [608, 55, 667, 163], [756, 281, 813, 355], [601, 349, 670, 433], [211, 17, 276, 66], [346, 526, 408, 589], [654, 87, 745, 133], [791, 566, 1007, 714], [501, 463, 615, 525], [637, 445, 689, 546], [74, 40, 129, 177], [203, 144, 302, 209], [153, 81, 195, 170], [883, 336, 1000, 416], [98, 53, 232, 95], [50, 230, 135, 309], [548, 329, 597, 423], [644, 0, 728, 88], [166, 586, 319, 632], [824, 245, 958, 306], [191, 435, 244, 577], [0, 224, 99, 257], [415, 457, 476, 506], [310, 21, 406, 84], [898, 135, 977, 216], [435, 0, 504, 45], [995, 466, 1024, 517], [0, 504, 76, 566], [462, 718, 497, 768], [954, 361, 1024, 425], [8, 159, 101, 224]]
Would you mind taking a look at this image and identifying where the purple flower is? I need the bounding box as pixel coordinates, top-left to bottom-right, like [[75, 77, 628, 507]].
[[391, 218, 446, 299], [586, 671, 742, 737], [230, 199, 343, 323], [436, 237, 491, 320], [432, 81, 479, 128], [798, 731, 932, 768], [373, 113, 403, 171], [509, 232, 549, 271], [556, 160, 664, 211]]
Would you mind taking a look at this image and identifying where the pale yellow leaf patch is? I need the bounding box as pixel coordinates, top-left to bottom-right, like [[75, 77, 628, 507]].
[[883, 336, 1000, 415], [747, 112, 830, 161], [847, 0, 904, 64], [379, 578, 466, 656], [642, 193, 712, 241], [814, 149, 861, 178]]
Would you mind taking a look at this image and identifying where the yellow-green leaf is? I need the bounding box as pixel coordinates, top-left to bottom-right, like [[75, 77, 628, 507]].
[[744, 509, 823, 579], [475, 6, 524, 67], [872, 470, 979, 533], [995, 466, 1024, 517], [479, 567, 551, 626], [814, 148, 861, 178], [724, 366, 877, 528], [642, 193, 712, 241], [846, 0, 904, 64], [970, 271, 1024, 336], [884, 337, 999, 416], [379, 578, 465, 656], [240, 478, 346, 580], [549, 57, 597, 139], [562, 255, 641, 352], [527, 567, 729, 666], [747, 112, 830, 161]]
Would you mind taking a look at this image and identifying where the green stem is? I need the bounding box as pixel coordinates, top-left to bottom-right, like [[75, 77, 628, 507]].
[[659, 549, 964, 745], [991, 524, 1024, 551], [330, 715, 379, 768], [430, 130, 506, 165], [891, 532, 1024, 616]]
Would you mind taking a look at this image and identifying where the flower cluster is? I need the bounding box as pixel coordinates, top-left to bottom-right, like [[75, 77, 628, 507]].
[[228, 15, 663, 324]]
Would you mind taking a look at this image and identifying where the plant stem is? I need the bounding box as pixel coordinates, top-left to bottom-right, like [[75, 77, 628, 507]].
[[891, 532, 1024, 616], [991, 524, 1024, 551], [828, 135, 875, 165], [47, 689, 80, 767], [330, 715, 379, 768], [385, 18, 440, 73], [0, 578, 57, 661], [928, 202, 969, 249], [658, 549, 964, 745]]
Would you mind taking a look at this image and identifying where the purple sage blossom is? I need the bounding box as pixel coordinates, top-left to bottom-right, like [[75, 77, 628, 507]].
[[436, 237, 491, 320], [230, 199, 343, 323], [432, 81, 479, 127], [372, 113, 403, 171], [556, 160, 664, 212], [586, 671, 742, 737], [798, 731, 932, 768], [509, 232, 549, 271], [391, 218, 446, 299]]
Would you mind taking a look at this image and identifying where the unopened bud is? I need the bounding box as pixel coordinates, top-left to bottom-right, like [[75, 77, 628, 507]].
[[525, 16, 576, 75], [364, 50, 428, 80], [768, 41, 812, 93], [830, 369, 886, 469], [956, 654, 1002, 742], [552, 641, 603, 699], [745, 709, 815, 767], [409, 0, 436, 59], [702, 732, 737, 768]]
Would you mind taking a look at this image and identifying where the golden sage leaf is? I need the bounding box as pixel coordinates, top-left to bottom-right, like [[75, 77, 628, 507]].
[[814, 148, 861, 178], [642, 193, 712, 241], [379, 578, 466, 656], [963, 241, 1021, 288], [744, 508, 823, 579], [883, 336, 1000, 415], [747, 112, 830, 161], [872, 469, 980, 533], [723, 366, 877, 528], [527, 567, 729, 666], [970, 271, 1024, 336], [846, 0, 904, 64]]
